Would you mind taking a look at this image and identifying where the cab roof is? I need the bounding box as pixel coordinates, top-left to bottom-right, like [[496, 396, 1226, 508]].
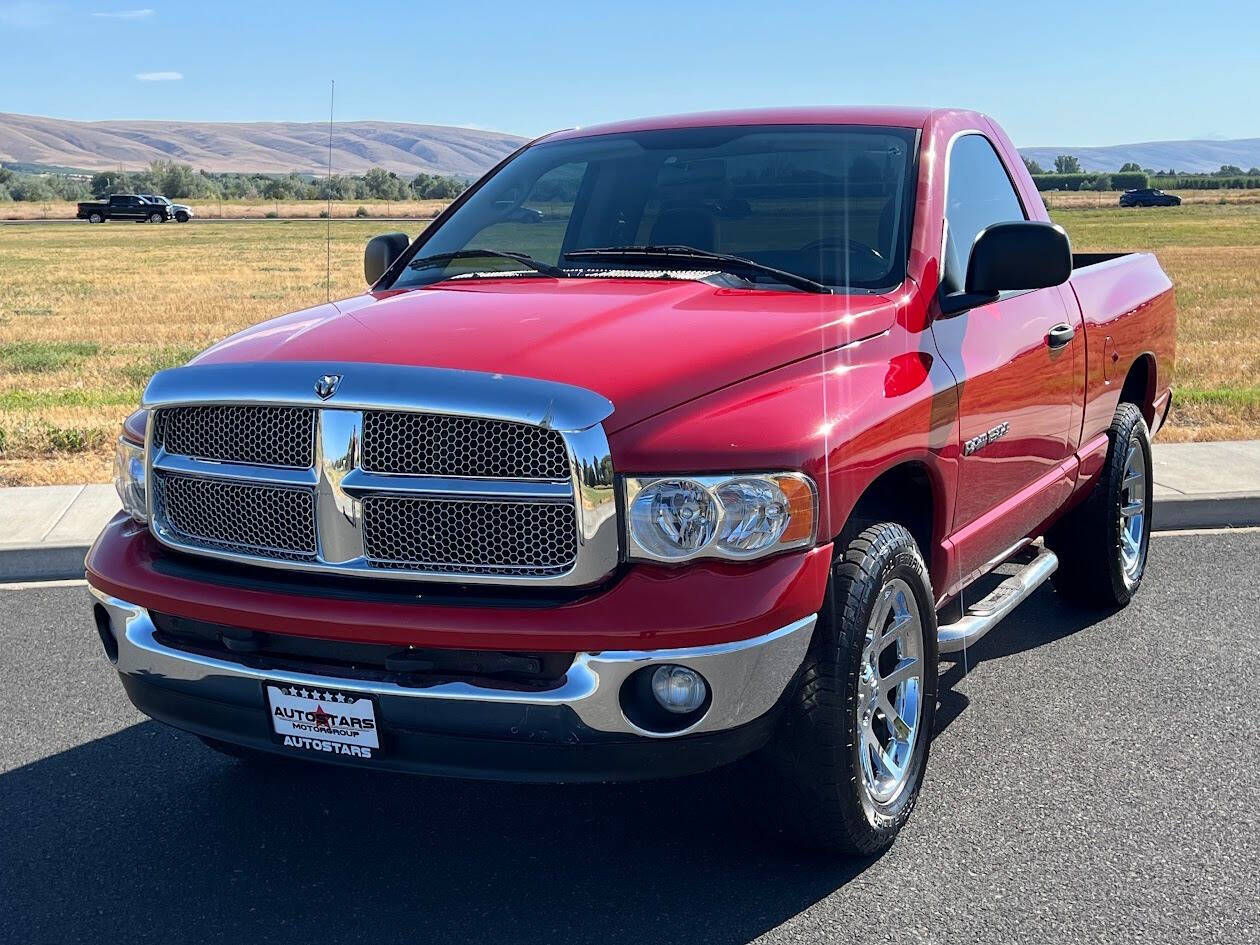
[[544, 106, 952, 143]]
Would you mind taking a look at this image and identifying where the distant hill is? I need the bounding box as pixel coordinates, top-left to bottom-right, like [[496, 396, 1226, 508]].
[[0, 112, 527, 177], [3, 112, 1256, 178], [1019, 138, 1260, 174]]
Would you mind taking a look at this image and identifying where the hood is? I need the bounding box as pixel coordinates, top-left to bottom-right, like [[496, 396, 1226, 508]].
[[195, 278, 897, 431]]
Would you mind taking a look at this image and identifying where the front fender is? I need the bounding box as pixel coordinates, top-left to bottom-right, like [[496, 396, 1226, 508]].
[[608, 328, 959, 547]]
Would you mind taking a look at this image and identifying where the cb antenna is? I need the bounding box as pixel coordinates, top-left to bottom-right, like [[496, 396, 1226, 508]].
[[325, 79, 335, 301]]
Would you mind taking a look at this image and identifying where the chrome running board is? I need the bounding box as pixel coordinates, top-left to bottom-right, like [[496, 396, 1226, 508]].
[[937, 547, 1059, 654]]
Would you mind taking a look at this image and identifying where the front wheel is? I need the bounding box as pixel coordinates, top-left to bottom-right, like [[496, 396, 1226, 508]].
[[1047, 401, 1152, 606], [175, 211, 190, 223], [758, 523, 937, 854]]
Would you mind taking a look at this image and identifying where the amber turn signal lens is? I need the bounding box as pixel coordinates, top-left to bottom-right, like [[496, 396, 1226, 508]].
[[121, 408, 149, 446], [774, 474, 816, 544]]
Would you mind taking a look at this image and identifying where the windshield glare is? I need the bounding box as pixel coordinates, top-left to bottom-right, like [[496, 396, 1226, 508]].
[[392, 124, 917, 292]]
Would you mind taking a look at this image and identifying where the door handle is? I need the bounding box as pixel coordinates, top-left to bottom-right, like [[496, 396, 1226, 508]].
[[1047, 323, 1076, 349]]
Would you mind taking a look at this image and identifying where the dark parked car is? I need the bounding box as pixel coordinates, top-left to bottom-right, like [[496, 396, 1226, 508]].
[[1119, 188, 1181, 208], [140, 194, 194, 223], [76, 194, 172, 223]]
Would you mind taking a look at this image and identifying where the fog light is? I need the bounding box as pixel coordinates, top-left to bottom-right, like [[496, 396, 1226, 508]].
[[650, 665, 708, 714]]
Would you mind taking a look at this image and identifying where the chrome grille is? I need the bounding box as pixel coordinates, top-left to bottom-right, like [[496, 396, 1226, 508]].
[[142, 362, 618, 586], [152, 471, 317, 560], [361, 410, 570, 480], [362, 496, 577, 574], [154, 405, 315, 469]]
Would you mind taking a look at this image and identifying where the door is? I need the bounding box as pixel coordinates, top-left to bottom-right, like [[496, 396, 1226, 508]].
[[931, 133, 1080, 584]]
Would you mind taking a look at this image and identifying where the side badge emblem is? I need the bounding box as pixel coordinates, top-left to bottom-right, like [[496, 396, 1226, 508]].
[[315, 373, 342, 400]]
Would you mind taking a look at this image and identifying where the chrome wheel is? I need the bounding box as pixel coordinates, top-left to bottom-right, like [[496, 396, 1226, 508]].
[[1119, 433, 1147, 583], [856, 578, 925, 812]]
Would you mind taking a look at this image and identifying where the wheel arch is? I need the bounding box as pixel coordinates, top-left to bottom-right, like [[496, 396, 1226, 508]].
[[832, 460, 943, 589], [1119, 353, 1157, 426]]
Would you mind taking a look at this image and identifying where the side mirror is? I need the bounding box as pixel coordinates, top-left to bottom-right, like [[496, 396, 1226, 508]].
[[940, 221, 1072, 315], [967, 221, 1072, 293], [364, 232, 410, 286]]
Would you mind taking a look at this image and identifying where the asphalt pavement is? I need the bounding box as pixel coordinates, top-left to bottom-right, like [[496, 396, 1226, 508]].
[[2, 531, 1257, 944]]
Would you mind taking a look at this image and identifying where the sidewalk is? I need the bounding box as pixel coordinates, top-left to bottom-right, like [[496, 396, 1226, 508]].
[[2, 441, 1258, 582]]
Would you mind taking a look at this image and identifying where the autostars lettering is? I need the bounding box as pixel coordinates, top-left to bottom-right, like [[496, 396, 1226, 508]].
[[281, 735, 374, 758], [272, 704, 376, 734]]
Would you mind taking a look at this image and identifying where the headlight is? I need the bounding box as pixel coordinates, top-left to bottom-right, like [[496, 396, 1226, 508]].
[[624, 473, 816, 563], [113, 435, 148, 523]]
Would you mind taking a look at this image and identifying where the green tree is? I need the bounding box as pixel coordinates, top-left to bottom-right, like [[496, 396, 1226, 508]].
[[424, 176, 464, 199], [312, 175, 361, 201], [362, 167, 407, 200], [1022, 157, 1045, 175], [8, 176, 53, 201], [90, 170, 129, 197], [1213, 164, 1244, 177], [1054, 155, 1082, 174], [47, 176, 90, 201], [1119, 162, 1142, 172]]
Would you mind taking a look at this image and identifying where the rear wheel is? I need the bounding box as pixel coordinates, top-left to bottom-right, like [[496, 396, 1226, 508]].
[[758, 523, 937, 854], [88, 212, 103, 224], [1047, 402, 1152, 606], [148, 211, 164, 223]]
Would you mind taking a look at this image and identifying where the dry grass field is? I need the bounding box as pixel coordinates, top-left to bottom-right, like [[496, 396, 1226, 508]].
[[0, 220, 413, 484], [0, 199, 449, 221], [1051, 203, 1260, 442], [1041, 189, 1260, 209], [1, 203, 1258, 485]]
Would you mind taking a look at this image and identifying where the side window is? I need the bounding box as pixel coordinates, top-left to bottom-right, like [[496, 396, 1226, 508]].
[[943, 134, 1026, 293], [458, 162, 588, 266]]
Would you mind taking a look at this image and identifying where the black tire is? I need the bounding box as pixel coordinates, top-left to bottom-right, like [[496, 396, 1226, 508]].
[[757, 523, 938, 854], [175, 211, 189, 223], [88, 212, 103, 224], [148, 212, 164, 223], [1046, 402, 1152, 607]]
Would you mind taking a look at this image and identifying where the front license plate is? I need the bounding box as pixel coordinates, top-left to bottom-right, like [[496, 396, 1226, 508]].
[[265, 684, 380, 760]]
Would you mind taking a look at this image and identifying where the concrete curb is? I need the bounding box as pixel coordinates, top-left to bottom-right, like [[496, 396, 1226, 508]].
[[2, 492, 1257, 583], [0, 542, 90, 583], [1151, 492, 1260, 531]]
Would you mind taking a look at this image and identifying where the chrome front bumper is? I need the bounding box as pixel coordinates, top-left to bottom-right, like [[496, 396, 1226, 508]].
[[90, 589, 816, 740]]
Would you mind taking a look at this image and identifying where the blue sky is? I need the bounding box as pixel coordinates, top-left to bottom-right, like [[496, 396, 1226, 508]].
[[1, 0, 1255, 147]]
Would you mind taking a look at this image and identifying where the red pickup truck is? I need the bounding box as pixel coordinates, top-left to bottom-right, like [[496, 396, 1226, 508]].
[[87, 107, 1174, 854]]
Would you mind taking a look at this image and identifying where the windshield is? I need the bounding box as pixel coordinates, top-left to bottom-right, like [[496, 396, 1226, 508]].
[[390, 124, 917, 292]]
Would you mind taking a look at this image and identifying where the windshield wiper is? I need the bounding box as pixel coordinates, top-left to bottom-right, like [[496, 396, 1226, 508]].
[[564, 245, 831, 294], [407, 249, 569, 279]]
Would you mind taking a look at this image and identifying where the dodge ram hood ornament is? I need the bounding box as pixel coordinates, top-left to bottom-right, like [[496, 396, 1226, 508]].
[[315, 373, 342, 399]]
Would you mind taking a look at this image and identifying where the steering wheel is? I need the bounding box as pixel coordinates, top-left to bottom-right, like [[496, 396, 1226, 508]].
[[799, 237, 886, 269]]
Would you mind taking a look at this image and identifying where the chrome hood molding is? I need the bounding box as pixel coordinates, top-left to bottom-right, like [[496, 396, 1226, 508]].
[[143, 361, 615, 433]]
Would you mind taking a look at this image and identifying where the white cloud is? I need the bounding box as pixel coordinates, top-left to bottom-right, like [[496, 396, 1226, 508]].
[[136, 71, 182, 81], [93, 8, 154, 18], [0, 2, 55, 27]]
